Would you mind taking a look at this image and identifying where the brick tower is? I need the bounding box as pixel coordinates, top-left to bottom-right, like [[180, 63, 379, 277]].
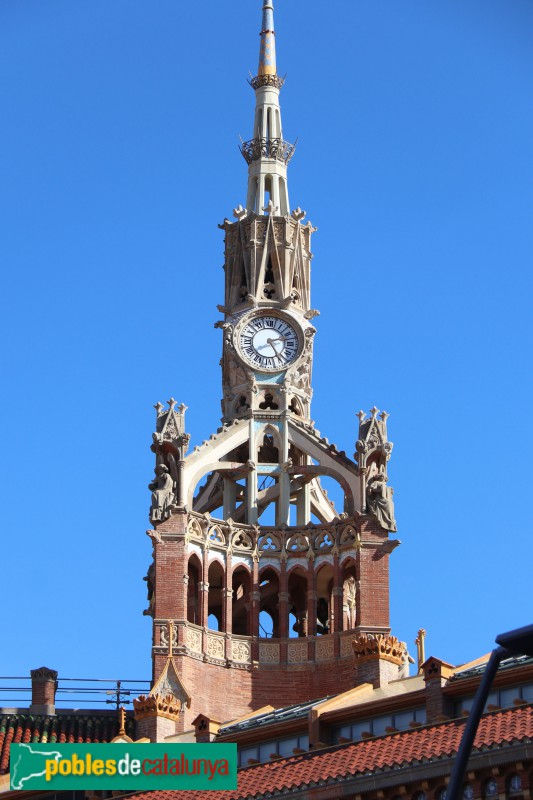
[[141, 0, 401, 735]]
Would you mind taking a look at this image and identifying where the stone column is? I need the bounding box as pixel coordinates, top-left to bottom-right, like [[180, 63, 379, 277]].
[[223, 477, 237, 519], [279, 560, 289, 662], [296, 457, 311, 525], [307, 560, 317, 662], [246, 461, 258, 525]]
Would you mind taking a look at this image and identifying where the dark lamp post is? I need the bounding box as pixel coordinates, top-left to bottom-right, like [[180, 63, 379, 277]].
[[446, 624, 533, 800]]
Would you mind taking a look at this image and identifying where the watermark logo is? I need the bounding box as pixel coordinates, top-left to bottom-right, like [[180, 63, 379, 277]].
[[10, 743, 237, 790]]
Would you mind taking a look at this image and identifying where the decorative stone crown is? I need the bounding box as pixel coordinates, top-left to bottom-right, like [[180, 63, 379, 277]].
[[352, 633, 406, 666], [30, 667, 58, 683], [133, 693, 182, 722], [250, 73, 284, 90]]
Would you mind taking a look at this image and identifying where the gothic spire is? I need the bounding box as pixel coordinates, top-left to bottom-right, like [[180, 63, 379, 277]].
[[240, 0, 296, 216]]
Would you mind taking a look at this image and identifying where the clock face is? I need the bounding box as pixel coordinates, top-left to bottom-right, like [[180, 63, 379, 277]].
[[237, 314, 301, 371]]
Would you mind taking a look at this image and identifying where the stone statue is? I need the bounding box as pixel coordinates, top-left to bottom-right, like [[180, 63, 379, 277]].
[[227, 358, 247, 388], [367, 472, 397, 532], [343, 575, 357, 629], [149, 464, 175, 522], [143, 561, 155, 617]]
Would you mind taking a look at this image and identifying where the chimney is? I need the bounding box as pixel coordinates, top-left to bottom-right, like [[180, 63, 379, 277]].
[[193, 714, 220, 743], [30, 667, 58, 715], [422, 656, 455, 722]]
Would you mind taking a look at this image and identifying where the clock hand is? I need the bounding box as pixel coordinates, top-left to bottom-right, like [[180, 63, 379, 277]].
[[267, 336, 284, 356]]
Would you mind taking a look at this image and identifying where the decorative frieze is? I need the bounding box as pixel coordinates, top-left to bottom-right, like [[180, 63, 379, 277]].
[[206, 633, 226, 661], [186, 626, 202, 654], [288, 641, 308, 664], [231, 639, 252, 664], [316, 636, 334, 662], [259, 641, 280, 664]]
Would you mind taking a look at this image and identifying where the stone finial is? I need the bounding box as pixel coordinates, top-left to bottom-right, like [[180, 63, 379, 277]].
[[370, 406, 379, 418], [262, 199, 278, 215], [154, 402, 164, 415], [415, 628, 427, 673], [233, 205, 248, 220], [356, 410, 366, 423], [167, 398, 176, 411], [291, 207, 306, 221]]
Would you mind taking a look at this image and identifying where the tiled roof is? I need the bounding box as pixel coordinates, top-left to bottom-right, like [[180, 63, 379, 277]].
[[0, 713, 135, 774], [451, 654, 533, 681], [220, 696, 333, 736], [127, 704, 533, 800]]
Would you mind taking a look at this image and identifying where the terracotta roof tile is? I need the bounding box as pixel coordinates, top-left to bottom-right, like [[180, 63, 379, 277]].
[[127, 705, 533, 800], [0, 713, 135, 774]]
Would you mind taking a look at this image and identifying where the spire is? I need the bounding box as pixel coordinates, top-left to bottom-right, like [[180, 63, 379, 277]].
[[240, 0, 296, 215], [258, 1, 277, 77]]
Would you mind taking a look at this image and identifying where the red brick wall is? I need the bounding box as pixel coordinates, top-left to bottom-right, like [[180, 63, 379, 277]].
[[173, 654, 360, 732]]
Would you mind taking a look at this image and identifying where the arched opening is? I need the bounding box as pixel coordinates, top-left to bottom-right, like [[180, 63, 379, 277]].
[[341, 557, 357, 631], [266, 108, 272, 141], [507, 775, 523, 799], [288, 567, 308, 638], [279, 176, 288, 215], [288, 396, 303, 416], [482, 779, 498, 800], [237, 252, 248, 303], [264, 175, 272, 207], [187, 555, 201, 625], [275, 108, 281, 138], [315, 563, 334, 635], [208, 560, 225, 632], [259, 567, 280, 638], [232, 566, 251, 636], [258, 434, 279, 464], [257, 108, 263, 138]]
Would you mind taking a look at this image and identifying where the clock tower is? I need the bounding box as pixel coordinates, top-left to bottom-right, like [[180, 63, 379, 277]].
[[139, 0, 402, 737]]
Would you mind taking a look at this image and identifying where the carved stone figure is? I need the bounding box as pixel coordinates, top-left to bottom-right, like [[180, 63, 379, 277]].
[[343, 575, 357, 629], [227, 357, 247, 388], [143, 562, 155, 617], [149, 464, 175, 522], [367, 472, 397, 532]]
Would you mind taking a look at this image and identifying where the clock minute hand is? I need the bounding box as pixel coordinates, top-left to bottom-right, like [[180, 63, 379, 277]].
[[267, 336, 284, 357]]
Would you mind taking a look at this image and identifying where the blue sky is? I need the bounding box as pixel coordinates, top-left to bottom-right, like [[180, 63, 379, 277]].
[[1, 0, 532, 695]]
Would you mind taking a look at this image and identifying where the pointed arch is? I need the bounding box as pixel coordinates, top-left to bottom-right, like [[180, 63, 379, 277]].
[[208, 560, 225, 632], [259, 566, 280, 638], [232, 565, 251, 636], [288, 565, 308, 638], [187, 554, 202, 625], [315, 562, 334, 635]]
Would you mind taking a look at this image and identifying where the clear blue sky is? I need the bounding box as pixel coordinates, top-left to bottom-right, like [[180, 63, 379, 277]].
[[1, 0, 532, 691]]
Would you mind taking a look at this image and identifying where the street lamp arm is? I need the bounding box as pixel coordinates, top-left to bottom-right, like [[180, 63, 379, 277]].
[[446, 646, 512, 800]]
